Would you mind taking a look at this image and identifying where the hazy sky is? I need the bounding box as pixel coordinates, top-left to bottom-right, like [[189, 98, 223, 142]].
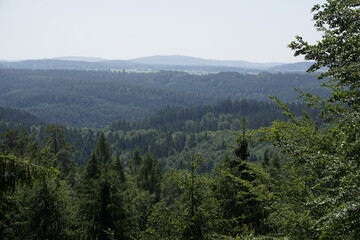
[[0, 0, 325, 62]]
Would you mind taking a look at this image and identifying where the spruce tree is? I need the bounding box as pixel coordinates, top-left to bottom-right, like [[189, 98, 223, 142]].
[[216, 118, 267, 235], [94, 133, 111, 164]]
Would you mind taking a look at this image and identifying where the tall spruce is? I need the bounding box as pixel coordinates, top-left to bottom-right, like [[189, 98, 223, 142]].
[[216, 118, 268, 236]]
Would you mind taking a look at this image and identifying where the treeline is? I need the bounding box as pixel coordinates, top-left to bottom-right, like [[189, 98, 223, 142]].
[[0, 69, 329, 127], [0, 99, 317, 169], [0, 69, 214, 127], [111, 98, 317, 132], [118, 71, 330, 102]]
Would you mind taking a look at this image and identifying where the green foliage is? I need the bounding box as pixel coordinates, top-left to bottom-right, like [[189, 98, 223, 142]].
[[0, 1, 357, 239], [26, 180, 75, 240], [253, 1, 360, 238], [289, 0, 359, 109], [0, 130, 59, 239], [114, 156, 126, 183], [0, 130, 58, 196], [216, 120, 269, 236], [85, 152, 100, 179], [142, 157, 220, 240], [78, 138, 127, 240]]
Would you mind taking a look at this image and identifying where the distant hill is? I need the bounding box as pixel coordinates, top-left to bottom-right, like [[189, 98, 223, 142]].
[[0, 58, 263, 73], [270, 62, 315, 72], [0, 59, 103, 70], [0, 55, 322, 73], [129, 55, 284, 69], [0, 59, 146, 70]]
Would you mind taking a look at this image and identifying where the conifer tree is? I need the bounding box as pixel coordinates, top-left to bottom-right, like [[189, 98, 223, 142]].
[[44, 125, 75, 176], [94, 133, 111, 164], [85, 152, 100, 179], [216, 118, 267, 236], [138, 153, 161, 201], [114, 156, 126, 183]]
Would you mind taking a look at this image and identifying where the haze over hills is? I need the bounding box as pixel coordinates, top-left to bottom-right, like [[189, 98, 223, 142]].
[[54, 56, 107, 62], [0, 55, 314, 72]]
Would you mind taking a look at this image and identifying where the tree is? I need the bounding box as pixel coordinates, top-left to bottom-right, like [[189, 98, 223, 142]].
[[216, 118, 268, 236], [141, 157, 220, 240], [256, 0, 360, 238], [114, 156, 126, 183], [177, 158, 218, 240], [0, 130, 58, 239], [94, 133, 111, 164], [289, 0, 359, 109], [85, 152, 101, 179], [25, 180, 75, 240], [137, 153, 161, 201], [129, 149, 142, 174], [79, 135, 127, 240], [44, 125, 75, 176]]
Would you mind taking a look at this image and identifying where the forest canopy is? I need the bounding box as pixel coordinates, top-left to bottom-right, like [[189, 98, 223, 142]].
[[0, 0, 359, 239]]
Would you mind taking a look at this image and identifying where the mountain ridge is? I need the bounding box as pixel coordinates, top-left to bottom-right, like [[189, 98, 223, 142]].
[[0, 55, 314, 72], [128, 55, 286, 68]]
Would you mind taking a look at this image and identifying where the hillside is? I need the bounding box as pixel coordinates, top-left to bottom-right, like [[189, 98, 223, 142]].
[[0, 106, 45, 126], [0, 69, 330, 128]]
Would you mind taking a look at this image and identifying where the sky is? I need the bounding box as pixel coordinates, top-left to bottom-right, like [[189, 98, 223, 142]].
[[0, 0, 325, 63]]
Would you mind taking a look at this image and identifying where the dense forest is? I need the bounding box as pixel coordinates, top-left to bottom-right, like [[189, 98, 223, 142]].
[[0, 69, 329, 127], [0, 0, 359, 239]]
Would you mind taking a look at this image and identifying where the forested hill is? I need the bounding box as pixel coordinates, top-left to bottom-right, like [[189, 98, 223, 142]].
[[110, 98, 315, 132], [0, 69, 329, 128], [0, 105, 46, 127], [118, 71, 329, 101], [0, 69, 214, 127]]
